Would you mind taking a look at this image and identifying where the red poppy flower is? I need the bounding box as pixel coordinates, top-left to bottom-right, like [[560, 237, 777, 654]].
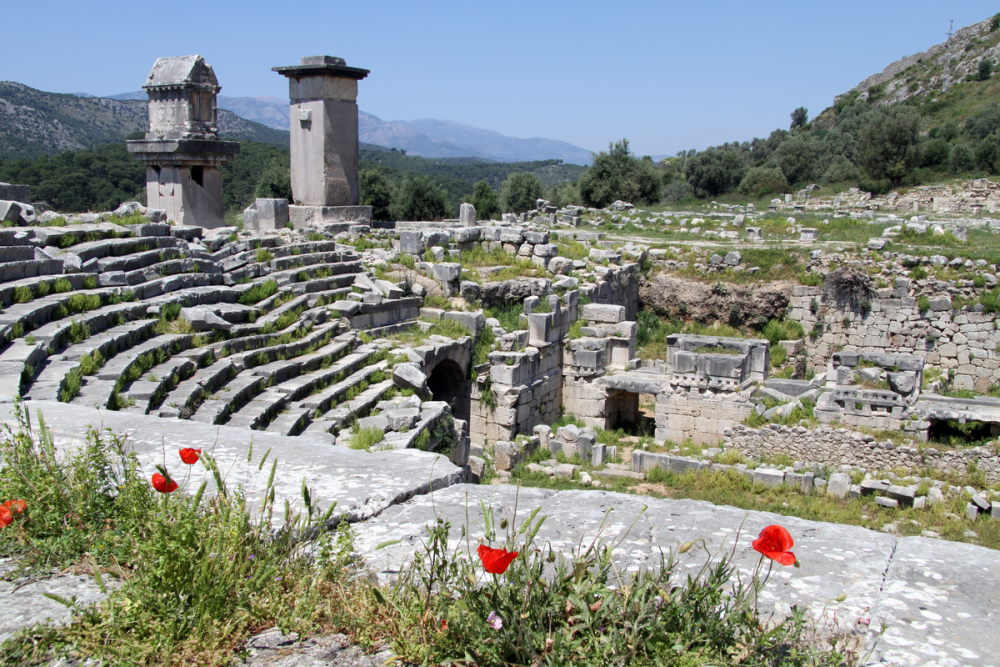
[[179, 448, 202, 464], [1, 500, 26, 514], [477, 544, 519, 574], [0, 505, 12, 529], [752, 525, 796, 566], [151, 472, 178, 494]]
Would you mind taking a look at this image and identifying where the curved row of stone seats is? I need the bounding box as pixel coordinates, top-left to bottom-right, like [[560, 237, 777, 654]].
[[0, 287, 129, 345], [187, 320, 347, 425], [268, 259, 364, 288], [221, 331, 361, 428], [129, 272, 226, 300], [24, 318, 159, 402], [210, 235, 284, 260], [27, 223, 134, 248], [93, 247, 188, 273], [0, 249, 64, 281], [0, 273, 95, 308], [120, 347, 214, 415], [265, 347, 390, 436], [302, 378, 395, 436], [69, 235, 188, 263], [176, 320, 345, 423], [107, 257, 223, 287], [224, 342, 382, 432], [72, 332, 198, 410]]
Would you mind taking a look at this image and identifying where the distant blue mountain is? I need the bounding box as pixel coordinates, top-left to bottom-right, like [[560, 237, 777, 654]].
[[108, 91, 594, 165]]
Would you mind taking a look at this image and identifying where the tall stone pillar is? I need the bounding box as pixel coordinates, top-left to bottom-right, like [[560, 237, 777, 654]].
[[126, 55, 239, 228], [272, 56, 371, 228]]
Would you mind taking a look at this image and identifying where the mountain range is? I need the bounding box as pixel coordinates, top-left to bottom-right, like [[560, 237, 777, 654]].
[[106, 91, 594, 165]]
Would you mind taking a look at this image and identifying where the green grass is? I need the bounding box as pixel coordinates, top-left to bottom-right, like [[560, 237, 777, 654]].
[[350, 426, 384, 450], [237, 279, 279, 305]]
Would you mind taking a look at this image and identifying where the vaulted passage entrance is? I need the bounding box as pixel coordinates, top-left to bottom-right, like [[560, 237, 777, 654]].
[[428, 359, 470, 425], [605, 390, 655, 436]]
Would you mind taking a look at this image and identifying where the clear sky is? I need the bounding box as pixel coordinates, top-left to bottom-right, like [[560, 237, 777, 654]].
[[5, 1, 999, 157]]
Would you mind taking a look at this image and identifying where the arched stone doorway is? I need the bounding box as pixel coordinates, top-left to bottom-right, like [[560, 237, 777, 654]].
[[427, 358, 470, 425]]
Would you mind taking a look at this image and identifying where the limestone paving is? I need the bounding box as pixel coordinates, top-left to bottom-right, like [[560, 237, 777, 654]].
[[353, 483, 1000, 667]]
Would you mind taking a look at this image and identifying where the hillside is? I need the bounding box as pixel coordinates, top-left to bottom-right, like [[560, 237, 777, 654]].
[[819, 13, 1000, 132], [0, 82, 288, 157], [834, 15, 1000, 110]]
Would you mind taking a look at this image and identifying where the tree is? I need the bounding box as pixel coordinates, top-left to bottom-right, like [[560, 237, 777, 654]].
[[856, 106, 920, 186], [360, 169, 393, 221], [578, 138, 661, 208], [790, 107, 809, 131], [685, 147, 746, 197], [391, 174, 447, 221], [469, 180, 500, 220], [979, 58, 994, 81], [738, 166, 789, 198], [499, 172, 542, 213], [769, 136, 823, 185]]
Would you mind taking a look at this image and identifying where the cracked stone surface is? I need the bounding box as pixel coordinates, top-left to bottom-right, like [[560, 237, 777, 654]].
[[238, 628, 395, 666], [352, 484, 1000, 667], [0, 559, 114, 643], [11, 401, 463, 524]]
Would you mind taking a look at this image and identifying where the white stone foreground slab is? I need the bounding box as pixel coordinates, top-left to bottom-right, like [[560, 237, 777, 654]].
[[353, 484, 1000, 667], [0, 559, 114, 643], [10, 401, 463, 524]]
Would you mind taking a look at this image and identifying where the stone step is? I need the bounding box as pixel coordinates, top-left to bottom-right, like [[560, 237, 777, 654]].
[[189, 374, 266, 424], [88, 333, 196, 408], [129, 272, 226, 300], [309, 378, 395, 434], [25, 319, 158, 402], [119, 258, 223, 286], [0, 273, 93, 309], [71, 235, 184, 262], [269, 261, 363, 287], [127, 351, 207, 414], [0, 288, 124, 343], [95, 247, 184, 273], [0, 259, 64, 282], [221, 334, 360, 430]]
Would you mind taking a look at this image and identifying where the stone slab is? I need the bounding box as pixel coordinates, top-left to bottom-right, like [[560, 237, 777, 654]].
[[352, 484, 1000, 666], [10, 401, 462, 525], [0, 558, 115, 642]]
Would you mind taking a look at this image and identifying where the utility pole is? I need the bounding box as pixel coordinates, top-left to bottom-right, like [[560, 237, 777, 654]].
[[947, 19, 954, 41]]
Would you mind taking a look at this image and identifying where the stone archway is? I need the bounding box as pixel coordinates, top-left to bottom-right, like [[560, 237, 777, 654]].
[[427, 358, 470, 425]]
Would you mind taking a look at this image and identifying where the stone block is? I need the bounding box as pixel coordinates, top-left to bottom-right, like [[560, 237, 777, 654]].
[[826, 473, 851, 499], [752, 467, 785, 487], [581, 303, 625, 323], [431, 263, 461, 282], [459, 202, 476, 225], [875, 496, 899, 509], [399, 230, 424, 255]]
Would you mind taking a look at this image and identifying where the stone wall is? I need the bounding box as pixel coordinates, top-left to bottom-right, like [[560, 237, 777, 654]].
[[725, 423, 1000, 483], [655, 389, 754, 445], [788, 285, 1000, 392]]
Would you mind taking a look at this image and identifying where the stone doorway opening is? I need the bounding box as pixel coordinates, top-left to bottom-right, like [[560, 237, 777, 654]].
[[927, 418, 999, 447], [428, 359, 470, 425], [605, 390, 656, 436]]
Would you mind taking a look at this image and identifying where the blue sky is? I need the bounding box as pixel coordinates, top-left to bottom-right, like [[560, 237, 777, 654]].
[[5, 1, 999, 156]]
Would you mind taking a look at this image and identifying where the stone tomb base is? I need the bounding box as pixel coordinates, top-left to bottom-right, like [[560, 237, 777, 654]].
[[289, 205, 372, 229]]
